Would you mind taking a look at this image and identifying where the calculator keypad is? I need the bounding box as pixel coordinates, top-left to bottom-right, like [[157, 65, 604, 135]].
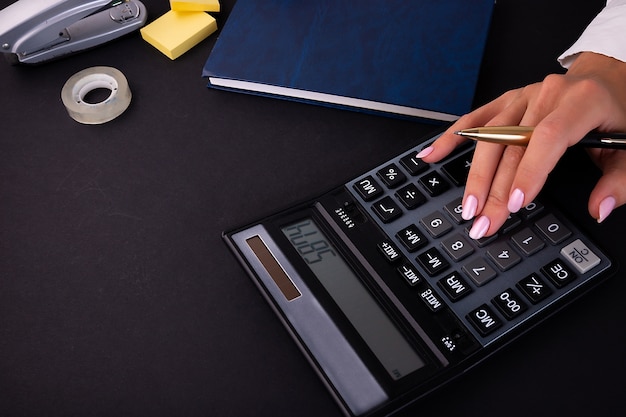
[[346, 143, 611, 346]]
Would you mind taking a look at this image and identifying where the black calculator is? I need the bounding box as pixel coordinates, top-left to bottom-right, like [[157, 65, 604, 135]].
[[223, 130, 614, 417]]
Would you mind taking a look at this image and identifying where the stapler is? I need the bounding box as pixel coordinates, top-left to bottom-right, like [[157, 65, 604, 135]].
[[0, 0, 147, 64]]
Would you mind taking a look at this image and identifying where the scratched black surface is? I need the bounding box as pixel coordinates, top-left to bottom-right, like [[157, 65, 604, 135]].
[[1, 1, 624, 416]]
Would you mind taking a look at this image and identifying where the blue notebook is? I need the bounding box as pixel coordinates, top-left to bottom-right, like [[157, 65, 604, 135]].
[[202, 0, 494, 122]]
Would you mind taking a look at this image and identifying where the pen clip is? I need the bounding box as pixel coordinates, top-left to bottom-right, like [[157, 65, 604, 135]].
[[599, 138, 626, 145]]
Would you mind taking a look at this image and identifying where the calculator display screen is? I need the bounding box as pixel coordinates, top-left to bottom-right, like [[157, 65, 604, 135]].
[[282, 218, 425, 380]]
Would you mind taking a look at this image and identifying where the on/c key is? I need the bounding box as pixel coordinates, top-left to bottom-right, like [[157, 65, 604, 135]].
[[561, 239, 601, 274]]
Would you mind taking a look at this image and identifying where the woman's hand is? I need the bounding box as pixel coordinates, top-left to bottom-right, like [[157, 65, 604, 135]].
[[418, 52, 626, 239]]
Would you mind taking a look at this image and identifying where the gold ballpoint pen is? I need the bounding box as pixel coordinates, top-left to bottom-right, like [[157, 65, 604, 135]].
[[455, 126, 626, 149]]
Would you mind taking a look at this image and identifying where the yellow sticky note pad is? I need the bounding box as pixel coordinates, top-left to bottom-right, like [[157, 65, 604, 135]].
[[170, 0, 220, 12], [140, 11, 217, 60]]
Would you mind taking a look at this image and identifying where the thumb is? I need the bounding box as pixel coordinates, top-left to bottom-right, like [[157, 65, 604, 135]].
[[587, 149, 626, 223]]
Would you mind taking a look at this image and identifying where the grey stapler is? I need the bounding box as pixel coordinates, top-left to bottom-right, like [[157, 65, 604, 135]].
[[0, 0, 147, 64]]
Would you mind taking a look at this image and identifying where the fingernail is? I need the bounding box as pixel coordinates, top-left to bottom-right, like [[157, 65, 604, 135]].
[[416, 146, 434, 159], [598, 196, 616, 223], [507, 188, 525, 213], [469, 216, 490, 240], [462, 195, 478, 220]]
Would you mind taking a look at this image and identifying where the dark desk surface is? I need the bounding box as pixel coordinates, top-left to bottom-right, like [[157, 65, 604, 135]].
[[1, 1, 624, 416]]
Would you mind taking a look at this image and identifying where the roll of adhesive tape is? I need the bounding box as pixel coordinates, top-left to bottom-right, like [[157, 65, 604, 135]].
[[61, 66, 132, 124]]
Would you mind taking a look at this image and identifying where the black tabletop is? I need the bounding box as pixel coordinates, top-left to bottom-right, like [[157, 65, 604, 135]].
[[1, 1, 624, 416]]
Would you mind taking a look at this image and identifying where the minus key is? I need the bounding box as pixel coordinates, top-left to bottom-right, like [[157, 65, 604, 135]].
[[560, 239, 601, 274]]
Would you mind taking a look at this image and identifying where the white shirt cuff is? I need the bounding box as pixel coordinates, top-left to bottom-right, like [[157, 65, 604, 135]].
[[558, 1, 626, 68]]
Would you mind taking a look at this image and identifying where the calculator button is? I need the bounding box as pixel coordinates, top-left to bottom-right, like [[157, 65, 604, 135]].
[[395, 183, 427, 209], [467, 304, 502, 336], [501, 213, 522, 234], [398, 263, 423, 286], [444, 197, 465, 224], [462, 257, 497, 286], [487, 242, 521, 271], [535, 214, 572, 244], [492, 289, 527, 320], [371, 196, 402, 223], [541, 258, 576, 288], [421, 211, 453, 238], [416, 247, 450, 276], [396, 224, 428, 252], [377, 163, 407, 188], [419, 286, 445, 312], [511, 227, 545, 256], [353, 175, 383, 201], [519, 200, 544, 219], [517, 273, 553, 304], [400, 152, 429, 176], [442, 150, 473, 186], [419, 171, 450, 196], [377, 240, 402, 263], [560, 239, 601, 274], [441, 234, 474, 261], [465, 227, 497, 247], [438, 272, 472, 301]]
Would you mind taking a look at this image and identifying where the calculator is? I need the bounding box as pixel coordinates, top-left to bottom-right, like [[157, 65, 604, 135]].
[[223, 130, 614, 417]]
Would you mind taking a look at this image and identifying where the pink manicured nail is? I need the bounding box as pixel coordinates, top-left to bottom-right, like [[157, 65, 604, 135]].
[[462, 195, 478, 220], [469, 216, 490, 240], [507, 188, 525, 213], [598, 196, 616, 223], [416, 146, 434, 159]]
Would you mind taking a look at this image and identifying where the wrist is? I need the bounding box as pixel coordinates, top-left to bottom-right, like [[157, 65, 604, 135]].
[[567, 52, 626, 127], [567, 51, 626, 77]]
